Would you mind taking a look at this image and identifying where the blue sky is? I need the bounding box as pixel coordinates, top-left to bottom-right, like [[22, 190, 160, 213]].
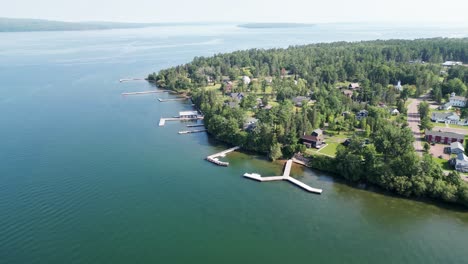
[[2, 0, 468, 24]]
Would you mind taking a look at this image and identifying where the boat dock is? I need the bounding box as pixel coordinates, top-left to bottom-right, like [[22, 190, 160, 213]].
[[158, 116, 204, 126], [178, 129, 207, 134], [119, 78, 145, 82], [122, 90, 168, 96], [187, 124, 205, 127], [243, 160, 322, 194], [206, 146, 240, 166], [158, 97, 189, 102]]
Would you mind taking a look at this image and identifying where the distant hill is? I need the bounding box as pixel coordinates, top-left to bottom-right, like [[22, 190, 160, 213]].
[[238, 23, 316, 29], [0, 17, 165, 32]]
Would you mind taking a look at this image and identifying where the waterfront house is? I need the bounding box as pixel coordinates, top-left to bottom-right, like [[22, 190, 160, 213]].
[[301, 129, 324, 148], [450, 141, 465, 154], [179, 111, 200, 119], [449, 95, 467, 107], [292, 96, 310, 107], [348, 82, 360, 90], [425, 129, 465, 144], [243, 117, 258, 131]]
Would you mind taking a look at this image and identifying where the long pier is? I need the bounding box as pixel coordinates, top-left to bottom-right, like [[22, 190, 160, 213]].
[[119, 78, 145, 82], [122, 90, 168, 96], [187, 124, 205, 127], [178, 129, 207, 134], [206, 146, 240, 166], [243, 160, 322, 194]]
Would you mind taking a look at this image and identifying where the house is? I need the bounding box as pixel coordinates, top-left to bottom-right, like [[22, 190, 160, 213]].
[[179, 111, 200, 119], [438, 102, 452, 110], [431, 112, 460, 124], [356, 110, 368, 120], [454, 153, 468, 172], [442, 61, 463, 67], [230, 92, 245, 101], [348, 83, 360, 90], [342, 90, 354, 98], [242, 76, 251, 85], [243, 117, 258, 131], [449, 95, 467, 107], [395, 80, 403, 91], [301, 129, 324, 148], [450, 141, 465, 154], [292, 96, 310, 107], [391, 109, 400, 115], [425, 129, 465, 144], [223, 81, 233, 93]]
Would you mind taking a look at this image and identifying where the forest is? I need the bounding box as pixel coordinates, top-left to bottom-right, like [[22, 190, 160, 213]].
[[149, 38, 468, 207]]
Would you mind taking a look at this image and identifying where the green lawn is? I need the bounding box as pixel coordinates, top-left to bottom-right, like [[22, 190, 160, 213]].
[[433, 157, 452, 170], [433, 122, 468, 130], [202, 83, 221, 90], [318, 142, 340, 157]]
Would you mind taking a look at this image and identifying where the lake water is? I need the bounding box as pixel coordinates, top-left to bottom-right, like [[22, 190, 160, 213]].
[[1, 23, 468, 264]]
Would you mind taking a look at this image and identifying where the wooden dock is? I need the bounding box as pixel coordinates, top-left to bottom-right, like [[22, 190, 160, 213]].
[[178, 129, 207, 134], [122, 90, 168, 96], [187, 124, 205, 127], [243, 160, 322, 194], [206, 146, 240, 166]]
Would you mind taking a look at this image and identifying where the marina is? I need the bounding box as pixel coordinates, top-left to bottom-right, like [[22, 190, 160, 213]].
[[244, 160, 323, 194]]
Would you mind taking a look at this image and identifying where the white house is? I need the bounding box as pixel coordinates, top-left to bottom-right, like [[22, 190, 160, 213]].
[[431, 112, 460, 124], [391, 109, 400, 115], [242, 76, 251, 85], [179, 111, 200, 119], [455, 153, 468, 172], [395, 80, 403, 91], [438, 102, 452, 110], [443, 61, 463, 67], [451, 142, 465, 154], [449, 95, 467, 107]]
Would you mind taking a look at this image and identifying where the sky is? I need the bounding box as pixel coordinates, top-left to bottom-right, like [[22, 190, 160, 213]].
[[2, 0, 468, 25]]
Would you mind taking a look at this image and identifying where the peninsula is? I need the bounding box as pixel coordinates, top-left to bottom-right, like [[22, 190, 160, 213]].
[[149, 38, 468, 207]]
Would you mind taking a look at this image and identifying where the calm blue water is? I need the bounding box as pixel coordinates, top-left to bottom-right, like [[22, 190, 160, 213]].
[[1, 24, 468, 264]]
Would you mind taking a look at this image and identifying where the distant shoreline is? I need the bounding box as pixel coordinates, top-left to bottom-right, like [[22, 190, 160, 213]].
[[238, 23, 316, 29]]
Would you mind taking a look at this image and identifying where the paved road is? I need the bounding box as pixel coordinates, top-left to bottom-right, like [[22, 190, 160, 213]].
[[407, 96, 427, 155]]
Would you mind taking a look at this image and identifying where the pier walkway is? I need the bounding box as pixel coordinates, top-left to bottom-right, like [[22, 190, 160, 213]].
[[158, 97, 189, 102], [206, 146, 240, 166], [243, 160, 322, 194], [122, 90, 168, 96]]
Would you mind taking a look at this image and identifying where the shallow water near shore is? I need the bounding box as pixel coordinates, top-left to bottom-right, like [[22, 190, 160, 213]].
[[1, 23, 468, 263]]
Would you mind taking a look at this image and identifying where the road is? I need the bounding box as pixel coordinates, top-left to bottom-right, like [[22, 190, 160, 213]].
[[407, 95, 429, 155]]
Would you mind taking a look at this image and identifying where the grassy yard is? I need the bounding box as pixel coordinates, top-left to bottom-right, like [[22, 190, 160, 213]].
[[433, 122, 468, 130], [318, 142, 340, 157], [433, 157, 452, 170]]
